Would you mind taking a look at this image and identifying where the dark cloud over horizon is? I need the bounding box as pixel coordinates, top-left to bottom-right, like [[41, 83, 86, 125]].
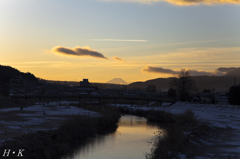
[[141, 66, 226, 76], [51, 46, 108, 59]]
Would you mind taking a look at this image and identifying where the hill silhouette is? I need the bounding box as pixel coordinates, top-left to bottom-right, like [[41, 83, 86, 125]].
[[228, 69, 240, 76], [129, 67, 240, 92], [0, 65, 38, 83], [129, 75, 240, 92], [1, 64, 238, 92]]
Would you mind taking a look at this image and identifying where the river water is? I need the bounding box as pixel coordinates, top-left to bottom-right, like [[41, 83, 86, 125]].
[[63, 115, 163, 159]]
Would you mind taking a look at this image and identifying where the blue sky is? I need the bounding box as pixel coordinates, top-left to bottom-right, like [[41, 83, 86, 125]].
[[1, 0, 240, 83]]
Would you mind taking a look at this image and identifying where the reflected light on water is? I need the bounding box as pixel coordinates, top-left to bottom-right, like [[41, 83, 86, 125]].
[[62, 115, 165, 159]]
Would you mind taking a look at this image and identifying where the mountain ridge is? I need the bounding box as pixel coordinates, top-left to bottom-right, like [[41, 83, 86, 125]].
[[0, 65, 38, 83], [129, 75, 240, 92]]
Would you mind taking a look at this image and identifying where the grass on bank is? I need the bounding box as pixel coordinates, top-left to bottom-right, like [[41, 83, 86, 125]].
[[0, 107, 121, 159], [145, 110, 213, 159], [1, 100, 215, 159], [113, 106, 213, 159]]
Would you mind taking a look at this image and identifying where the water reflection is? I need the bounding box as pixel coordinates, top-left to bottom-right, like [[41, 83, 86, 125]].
[[63, 115, 164, 159]]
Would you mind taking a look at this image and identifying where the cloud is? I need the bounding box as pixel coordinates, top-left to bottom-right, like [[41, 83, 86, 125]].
[[102, 0, 240, 5], [50, 46, 108, 59], [112, 56, 126, 62], [130, 47, 240, 65], [141, 66, 226, 76], [90, 39, 147, 42], [142, 66, 179, 75]]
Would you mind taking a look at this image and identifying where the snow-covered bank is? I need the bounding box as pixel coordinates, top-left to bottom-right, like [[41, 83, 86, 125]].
[[157, 102, 240, 157], [0, 106, 121, 159], [111, 102, 240, 129], [0, 101, 99, 144], [110, 102, 240, 157]]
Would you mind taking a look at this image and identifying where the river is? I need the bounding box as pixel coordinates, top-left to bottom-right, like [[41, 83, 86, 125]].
[[62, 115, 164, 159]]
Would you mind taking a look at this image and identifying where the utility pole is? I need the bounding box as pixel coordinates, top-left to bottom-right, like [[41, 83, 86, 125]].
[[234, 76, 236, 86]]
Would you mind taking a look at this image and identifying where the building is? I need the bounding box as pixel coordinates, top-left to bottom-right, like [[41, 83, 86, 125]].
[[80, 79, 91, 87], [198, 92, 213, 104], [214, 92, 229, 104], [77, 79, 98, 94]]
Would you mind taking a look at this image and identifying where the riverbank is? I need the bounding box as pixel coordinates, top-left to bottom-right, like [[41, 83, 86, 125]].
[[115, 107, 215, 158], [107, 102, 240, 158], [77, 104, 219, 158], [0, 100, 121, 159], [63, 115, 161, 159], [1, 99, 237, 158], [0, 100, 98, 143]]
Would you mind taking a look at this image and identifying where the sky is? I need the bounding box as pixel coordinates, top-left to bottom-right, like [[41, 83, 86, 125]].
[[1, 0, 240, 83]]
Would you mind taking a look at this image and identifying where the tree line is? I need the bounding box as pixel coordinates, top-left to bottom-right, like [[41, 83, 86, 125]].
[[167, 69, 240, 105]]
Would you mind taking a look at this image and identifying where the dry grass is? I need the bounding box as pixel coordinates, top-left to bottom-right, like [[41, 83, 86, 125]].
[[0, 106, 121, 159], [110, 105, 213, 159], [145, 109, 213, 159]]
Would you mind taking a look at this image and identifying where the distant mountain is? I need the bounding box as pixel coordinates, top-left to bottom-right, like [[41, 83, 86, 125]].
[[228, 68, 240, 76], [217, 67, 240, 76], [129, 76, 240, 92], [128, 67, 240, 92], [107, 78, 128, 84], [0, 65, 38, 83]]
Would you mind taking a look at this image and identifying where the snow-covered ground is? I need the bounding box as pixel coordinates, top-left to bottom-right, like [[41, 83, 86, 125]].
[[0, 101, 99, 144], [109, 102, 240, 158], [1, 100, 240, 158], [110, 101, 240, 129], [157, 102, 240, 157]]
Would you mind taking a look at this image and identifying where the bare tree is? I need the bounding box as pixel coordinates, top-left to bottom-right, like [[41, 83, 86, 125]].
[[170, 70, 198, 101]]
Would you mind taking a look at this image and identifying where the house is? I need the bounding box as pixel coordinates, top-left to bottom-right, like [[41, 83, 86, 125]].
[[198, 92, 213, 104], [190, 95, 201, 103], [214, 92, 229, 104]]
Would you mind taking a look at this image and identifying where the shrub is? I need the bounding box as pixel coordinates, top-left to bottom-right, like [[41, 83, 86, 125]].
[[147, 110, 175, 125], [176, 109, 198, 130], [146, 109, 211, 159]]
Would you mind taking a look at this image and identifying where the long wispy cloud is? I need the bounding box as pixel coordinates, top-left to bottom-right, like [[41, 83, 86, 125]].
[[141, 66, 226, 76], [90, 39, 147, 42], [131, 47, 240, 65], [112, 56, 126, 62], [50, 46, 108, 59], [103, 0, 240, 5]]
